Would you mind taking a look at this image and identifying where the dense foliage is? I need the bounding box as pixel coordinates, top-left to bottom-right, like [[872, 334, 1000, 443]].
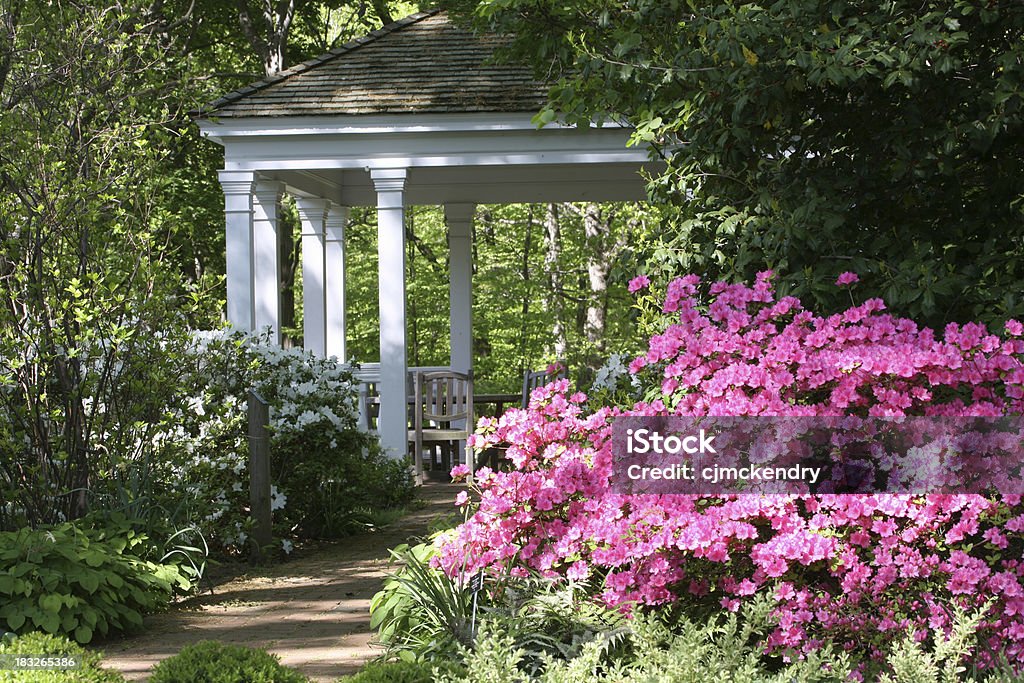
[[446, 0, 1024, 328], [439, 600, 1024, 682], [436, 274, 1024, 673], [0, 0, 211, 531], [0, 631, 125, 683], [366, 579, 1017, 681], [0, 521, 190, 643], [152, 330, 414, 554], [442, 598, 851, 683], [147, 641, 309, 683]]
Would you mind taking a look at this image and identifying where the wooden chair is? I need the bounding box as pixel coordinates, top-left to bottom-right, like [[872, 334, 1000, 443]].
[[408, 370, 474, 483], [521, 362, 567, 409]]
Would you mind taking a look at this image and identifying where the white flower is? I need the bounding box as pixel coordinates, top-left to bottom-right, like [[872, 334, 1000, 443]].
[[186, 395, 206, 417], [281, 539, 294, 554], [270, 485, 287, 511]]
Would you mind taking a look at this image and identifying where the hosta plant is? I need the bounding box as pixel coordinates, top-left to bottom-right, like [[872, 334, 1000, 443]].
[[0, 522, 189, 643]]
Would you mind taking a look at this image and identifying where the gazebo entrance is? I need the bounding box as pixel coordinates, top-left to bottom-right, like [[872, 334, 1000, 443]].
[[195, 10, 654, 459]]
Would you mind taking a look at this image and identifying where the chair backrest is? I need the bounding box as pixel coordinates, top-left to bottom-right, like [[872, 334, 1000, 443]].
[[521, 362, 567, 409], [415, 370, 474, 426], [407, 365, 451, 394]]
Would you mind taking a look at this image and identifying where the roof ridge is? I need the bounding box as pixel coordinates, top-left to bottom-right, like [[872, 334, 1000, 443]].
[[193, 9, 443, 117]]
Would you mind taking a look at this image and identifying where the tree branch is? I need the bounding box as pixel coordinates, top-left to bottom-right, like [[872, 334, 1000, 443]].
[[370, 0, 393, 26]]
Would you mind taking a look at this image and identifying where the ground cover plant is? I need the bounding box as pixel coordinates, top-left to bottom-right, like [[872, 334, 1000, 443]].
[[147, 641, 308, 683], [367, 587, 1022, 682], [434, 272, 1024, 676], [0, 520, 190, 643], [0, 631, 125, 682]]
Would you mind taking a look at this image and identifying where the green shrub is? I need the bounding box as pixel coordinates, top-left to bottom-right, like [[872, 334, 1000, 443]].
[[0, 522, 190, 643], [427, 596, 1024, 682], [148, 641, 308, 683], [158, 331, 415, 554], [338, 660, 465, 683], [876, 602, 1024, 683], [370, 541, 473, 660], [435, 597, 850, 683], [0, 631, 124, 682]]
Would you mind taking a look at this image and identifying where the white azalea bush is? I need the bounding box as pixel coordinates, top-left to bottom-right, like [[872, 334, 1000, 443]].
[[157, 329, 413, 556]]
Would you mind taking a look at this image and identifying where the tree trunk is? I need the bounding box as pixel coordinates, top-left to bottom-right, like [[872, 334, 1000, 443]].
[[235, 0, 296, 78], [264, 40, 285, 76], [278, 204, 299, 348], [543, 203, 567, 360], [583, 203, 609, 352], [371, 0, 394, 25], [517, 207, 534, 375]]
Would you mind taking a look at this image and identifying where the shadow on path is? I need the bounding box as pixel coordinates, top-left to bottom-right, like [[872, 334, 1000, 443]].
[[99, 481, 462, 682]]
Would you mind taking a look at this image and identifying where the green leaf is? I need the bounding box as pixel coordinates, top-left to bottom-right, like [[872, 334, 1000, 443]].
[[74, 625, 94, 644], [39, 593, 63, 613], [77, 572, 100, 594], [1, 606, 26, 631], [32, 610, 60, 634], [82, 551, 106, 568]]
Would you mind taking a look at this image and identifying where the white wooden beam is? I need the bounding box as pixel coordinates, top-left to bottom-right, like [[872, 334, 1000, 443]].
[[371, 169, 409, 461], [218, 170, 257, 330], [252, 179, 285, 343], [325, 203, 349, 361], [295, 197, 328, 356]]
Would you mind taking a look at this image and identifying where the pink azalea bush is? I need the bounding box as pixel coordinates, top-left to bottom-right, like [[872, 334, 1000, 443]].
[[437, 272, 1024, 670]]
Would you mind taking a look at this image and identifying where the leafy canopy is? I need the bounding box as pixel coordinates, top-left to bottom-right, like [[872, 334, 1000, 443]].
[[446, 0, 1024, 327]]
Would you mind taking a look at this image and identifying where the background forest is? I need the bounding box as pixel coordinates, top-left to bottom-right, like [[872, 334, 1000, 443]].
[[2, 0, 1021, 524]]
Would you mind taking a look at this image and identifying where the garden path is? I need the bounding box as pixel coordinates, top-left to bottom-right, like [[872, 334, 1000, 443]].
[[99, 481, 462, 682]]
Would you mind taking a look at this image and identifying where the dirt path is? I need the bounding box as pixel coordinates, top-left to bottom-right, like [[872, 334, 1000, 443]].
[[100, 482, 461, 682]]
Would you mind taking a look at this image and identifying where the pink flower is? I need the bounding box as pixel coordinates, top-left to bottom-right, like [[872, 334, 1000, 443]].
[[836, 271, 860, 286], [455, 491, 470, 507], [628, 275, 651, 293], [450, 464, 470, 479], [433, 272, 1024, 672]]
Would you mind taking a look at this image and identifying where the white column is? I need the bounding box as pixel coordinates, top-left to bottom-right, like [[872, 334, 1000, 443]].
[[371, 169, 409, 460], [252, 179, 285, 343], [445, 204, 475, 375], [218, 170, 256, 330], [295, 197, 328, 356], [325, 203, 349, 361]]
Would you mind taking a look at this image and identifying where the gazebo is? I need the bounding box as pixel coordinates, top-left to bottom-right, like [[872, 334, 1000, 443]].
[[195, 10, 654, 458]]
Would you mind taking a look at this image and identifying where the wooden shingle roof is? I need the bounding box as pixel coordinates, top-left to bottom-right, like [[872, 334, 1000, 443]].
[[199, 10, 549, 118]]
